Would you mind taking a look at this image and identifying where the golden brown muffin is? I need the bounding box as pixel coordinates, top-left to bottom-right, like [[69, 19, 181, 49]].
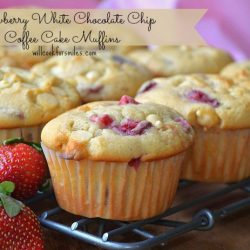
[[41, 95, 194, 220], [32, 53, 152, 103], [221, 60, 250, 80], [136, 74, 250, 182], [0, 66, 80, 142], [129, 46, 234, 77], [0, 47, 50, 69]]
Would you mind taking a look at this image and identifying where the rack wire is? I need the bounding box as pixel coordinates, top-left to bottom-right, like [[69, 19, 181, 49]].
[[39, 179, 250, 250]]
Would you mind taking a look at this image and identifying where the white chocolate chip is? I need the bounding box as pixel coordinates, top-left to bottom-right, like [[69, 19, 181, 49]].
[[146, 114, 163, 128], [82, 123, 90, 130], [37, 93, 58, 109], [146, 114, 159, 123], [51, 66, 64, 77], [196, 107, 220, 128], [180, 45, 189, 51], [0, 80, 12, 89], [86, 71, 99, 80], [52, 86, 67, 96], [122, 106, 144, 120], [88, 124, 99, 134], [4, 73, 22, 84], [70, 130, 92, 143], [155, 120, 163, 128]]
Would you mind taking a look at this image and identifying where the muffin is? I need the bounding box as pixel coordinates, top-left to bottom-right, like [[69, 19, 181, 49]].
[[32, 53, 152, 103], [221, 60, 250, 87], [136, 75, 250, 183], [0, 46, 50, 69], [41, 96, 194, 220], [129, 46, 234, 77], [0, 66, 80, 143]]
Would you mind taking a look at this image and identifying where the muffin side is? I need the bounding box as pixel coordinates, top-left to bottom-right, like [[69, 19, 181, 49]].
[[0, 66, 81, 142], [41, 97, 194, 220], [136, 75, 250, 182]]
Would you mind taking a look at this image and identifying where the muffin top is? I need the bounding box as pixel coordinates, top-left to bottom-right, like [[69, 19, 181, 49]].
[[136, 74, 250, 129], [221, 61, 250, 82], [32, 53, 152, 102], [0, 47, 50, 69], [41, 96, 194, 162], [0, 67, 81, 128], [0, 48, 17, 68], [129, 46, 233, 77]]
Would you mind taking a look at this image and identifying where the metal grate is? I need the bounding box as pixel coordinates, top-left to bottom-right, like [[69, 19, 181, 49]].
[[39, 179, 250, 250]]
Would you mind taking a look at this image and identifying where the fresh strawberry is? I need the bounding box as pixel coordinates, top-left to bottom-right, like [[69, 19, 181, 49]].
[[0, 138, 48, 200], [0, 181, 44, 250]]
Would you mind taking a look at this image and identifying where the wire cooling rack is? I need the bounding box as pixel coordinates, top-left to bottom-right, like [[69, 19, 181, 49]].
[[39, 179, 250, 250]]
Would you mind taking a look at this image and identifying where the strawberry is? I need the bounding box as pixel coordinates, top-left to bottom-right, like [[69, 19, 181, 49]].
[[0, 181, 44, 250], [112, 119, 153, 136], [119, 95, 139, 105], [0, 138, 48, 200], [90, 114, 114, 128], [185, 89, 220, 107], [138, 81, 157, 94]]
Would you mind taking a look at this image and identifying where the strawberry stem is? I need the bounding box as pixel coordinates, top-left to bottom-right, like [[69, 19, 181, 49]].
[[0, 181, 15, 195], [27, 142, 43, 153], [3, 137, 43, 153], [3, 137, 24, 145], [38, 179, 52, 193]]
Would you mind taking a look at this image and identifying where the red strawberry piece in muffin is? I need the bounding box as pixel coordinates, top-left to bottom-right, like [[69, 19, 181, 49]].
[[112, 119, 152, 136], [90, 114, 114, 128], [186, 89, 220, 107], [175, 117, 192, 133], [138, 81, 157, 94], [119, 95, 139, 105]]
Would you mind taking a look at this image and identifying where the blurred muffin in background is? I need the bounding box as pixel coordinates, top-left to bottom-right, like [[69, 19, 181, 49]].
[[221, 60, 250, 88], [0, 66, 80, 142], [32, 53, 152, 103], [129, 46, 234, 77], [0, 46, 50, 69], [136, 74, 250, 183]]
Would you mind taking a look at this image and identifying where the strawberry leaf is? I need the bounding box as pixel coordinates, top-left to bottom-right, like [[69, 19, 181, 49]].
[[2, 137, 24, 145], [2, 137, 43, 153], [0, 193, 24, 217], [0, 181, 15, 195], [27, 142, 43, 153]]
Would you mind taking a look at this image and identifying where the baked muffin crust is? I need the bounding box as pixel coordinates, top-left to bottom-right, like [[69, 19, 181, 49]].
[[32, 53, 152, 102], [129, 46, 233, 76], [41, 96, 194, 161], [0, 47, 50, 69], [221, 60, 250, 81], [0, 67, 80, 128], [136, 74, 250, 129]]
